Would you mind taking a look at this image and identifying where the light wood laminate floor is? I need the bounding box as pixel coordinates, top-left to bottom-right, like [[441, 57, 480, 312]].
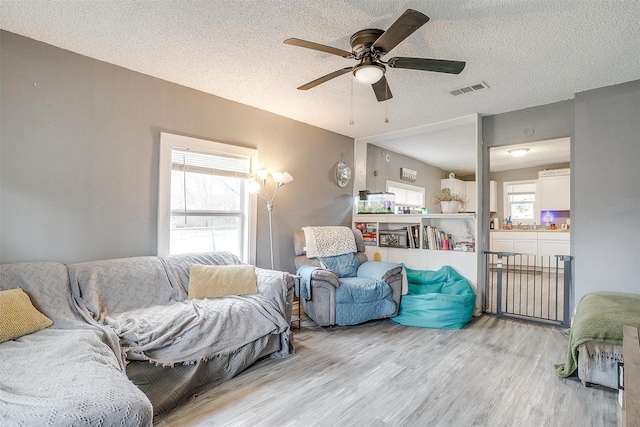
[[155, 314, 619, 427]]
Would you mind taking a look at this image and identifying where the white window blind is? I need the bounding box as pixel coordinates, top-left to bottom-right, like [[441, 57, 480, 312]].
[[171, 148, 251, 177], [386, 180, 425, 207]]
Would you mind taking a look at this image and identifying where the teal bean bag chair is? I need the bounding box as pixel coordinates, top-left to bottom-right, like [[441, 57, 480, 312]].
[[392, 265, 475, 329]]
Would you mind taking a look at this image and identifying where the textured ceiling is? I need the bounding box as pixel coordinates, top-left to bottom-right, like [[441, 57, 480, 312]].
[[1, 0, 639, 171]]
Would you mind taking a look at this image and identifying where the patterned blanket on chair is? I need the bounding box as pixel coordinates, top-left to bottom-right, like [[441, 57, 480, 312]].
[[302, 226, 357, 258]]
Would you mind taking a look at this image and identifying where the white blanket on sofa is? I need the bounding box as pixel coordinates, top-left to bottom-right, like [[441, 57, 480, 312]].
[[302, 226, 357, 258], [0, 329, 153, 426]]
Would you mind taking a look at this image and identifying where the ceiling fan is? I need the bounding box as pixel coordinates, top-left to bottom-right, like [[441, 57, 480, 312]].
[[284, 9, 466, 102]]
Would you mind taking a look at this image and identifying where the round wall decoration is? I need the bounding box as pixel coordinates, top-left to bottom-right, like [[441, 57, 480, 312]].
[[336, 154, 352, 187]]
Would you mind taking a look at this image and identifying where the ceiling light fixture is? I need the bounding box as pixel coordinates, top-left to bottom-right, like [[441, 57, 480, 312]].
[[508, 148, 530, 158], [352, 61, 385, 84]]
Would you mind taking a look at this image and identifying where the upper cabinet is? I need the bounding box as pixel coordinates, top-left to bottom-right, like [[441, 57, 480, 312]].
[[538, 169, 570, 210]]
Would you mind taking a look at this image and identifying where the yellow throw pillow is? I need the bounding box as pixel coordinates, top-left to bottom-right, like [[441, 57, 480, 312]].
[[188, 264, 258, 299], [0, 288, 54, 343]]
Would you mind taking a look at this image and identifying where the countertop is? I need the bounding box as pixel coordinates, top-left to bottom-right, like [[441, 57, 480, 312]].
[[491, 228, 569, 232]]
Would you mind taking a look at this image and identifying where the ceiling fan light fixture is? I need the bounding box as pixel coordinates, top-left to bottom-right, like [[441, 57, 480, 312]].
[[508, 148, 530, 157], [352, 62, 385, 84]]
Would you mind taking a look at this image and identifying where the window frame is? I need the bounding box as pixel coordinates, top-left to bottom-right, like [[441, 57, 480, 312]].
[[502, 179, 539, 224], [158, 132, 258, 264]]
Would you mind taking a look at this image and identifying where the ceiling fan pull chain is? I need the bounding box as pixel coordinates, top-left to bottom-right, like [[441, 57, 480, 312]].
[[384, 86, 389, 123], [349, 77, 355, 125]]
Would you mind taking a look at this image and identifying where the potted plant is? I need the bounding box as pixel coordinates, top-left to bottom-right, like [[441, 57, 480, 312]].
[[431, 187, 467, 214]]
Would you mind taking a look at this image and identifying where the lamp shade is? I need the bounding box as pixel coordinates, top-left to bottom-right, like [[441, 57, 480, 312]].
[[271, 172, 284, 183], [257, 169, 269, 180], [247, 180, 261, 194], [281, 172, 294, 184]]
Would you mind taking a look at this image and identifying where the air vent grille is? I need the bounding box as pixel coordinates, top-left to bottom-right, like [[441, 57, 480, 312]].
[[450, 82, 489, 96]]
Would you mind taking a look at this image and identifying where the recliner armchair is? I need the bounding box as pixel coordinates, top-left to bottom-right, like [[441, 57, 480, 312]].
[[294, 228, 403, 326]]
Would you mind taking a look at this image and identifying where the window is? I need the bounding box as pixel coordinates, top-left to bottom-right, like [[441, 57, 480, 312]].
[[158, 133, 257, 263], [386, 180, 425, 210], [504, 181, 537, 221]]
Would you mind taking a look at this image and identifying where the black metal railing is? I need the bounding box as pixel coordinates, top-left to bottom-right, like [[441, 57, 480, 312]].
[[484, 251, 572, 328]]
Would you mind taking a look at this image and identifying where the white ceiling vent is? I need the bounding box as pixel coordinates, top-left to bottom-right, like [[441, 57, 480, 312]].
[[450, 82, 489, 96]]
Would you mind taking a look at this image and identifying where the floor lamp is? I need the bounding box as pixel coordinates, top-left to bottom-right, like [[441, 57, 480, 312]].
[[248, 170, 293, 270]]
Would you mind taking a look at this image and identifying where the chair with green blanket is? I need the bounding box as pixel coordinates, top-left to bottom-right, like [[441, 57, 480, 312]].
[[392, 265, 475, 329]]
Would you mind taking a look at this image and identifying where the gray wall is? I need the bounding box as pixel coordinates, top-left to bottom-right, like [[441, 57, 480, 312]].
[[365, 144, 445, 211], [0, 31, 354, 273], [483, 82, 640, 311], [573, 80, 640, 304]]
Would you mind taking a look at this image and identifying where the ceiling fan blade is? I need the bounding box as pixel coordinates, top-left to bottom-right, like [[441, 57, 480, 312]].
[[372, 9, 430, 54], [297, 67, 353, 90], [388, 57, 466, 74], [372, 76, 393, 102], [284, 38, 352, 58]]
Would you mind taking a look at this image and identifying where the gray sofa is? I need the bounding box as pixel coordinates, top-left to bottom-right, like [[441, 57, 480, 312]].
[[0, 261, 153, 426], [0, 251, 294, 423]]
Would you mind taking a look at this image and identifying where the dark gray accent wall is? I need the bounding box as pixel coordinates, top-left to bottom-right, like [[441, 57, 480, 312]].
[[0, 31, 354, 273], [573, 80, 640, 305]]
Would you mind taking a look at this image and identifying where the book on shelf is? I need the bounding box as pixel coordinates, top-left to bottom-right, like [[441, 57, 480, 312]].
[[404, 224, 420, 249], [362, 233, 377, 246], [405, 226, 414, 248], [356, 222, 378, 246], [423, 225, 453, 251]]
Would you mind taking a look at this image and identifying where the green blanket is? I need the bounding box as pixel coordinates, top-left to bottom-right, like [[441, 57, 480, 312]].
[[555, 291, 640, 378]]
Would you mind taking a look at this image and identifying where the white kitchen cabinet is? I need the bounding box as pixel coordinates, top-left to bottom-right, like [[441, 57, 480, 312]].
[[515, 238, 538, 254], [537, 232, 570, 255], [461, 180, 497, 213], [491, 231, 537, 254], [491, 235, 515, 252], [465, 181, 476, 213], [539, 169, 570, 211], [489, 180, 497, 212]]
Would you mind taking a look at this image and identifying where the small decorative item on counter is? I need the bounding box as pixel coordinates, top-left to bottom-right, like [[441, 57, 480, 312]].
[[504, 216, 512, 230], [550, 223, 557, 230]]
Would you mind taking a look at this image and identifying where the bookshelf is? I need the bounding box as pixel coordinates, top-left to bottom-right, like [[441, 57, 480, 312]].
[[353, 213, 478, 285]]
